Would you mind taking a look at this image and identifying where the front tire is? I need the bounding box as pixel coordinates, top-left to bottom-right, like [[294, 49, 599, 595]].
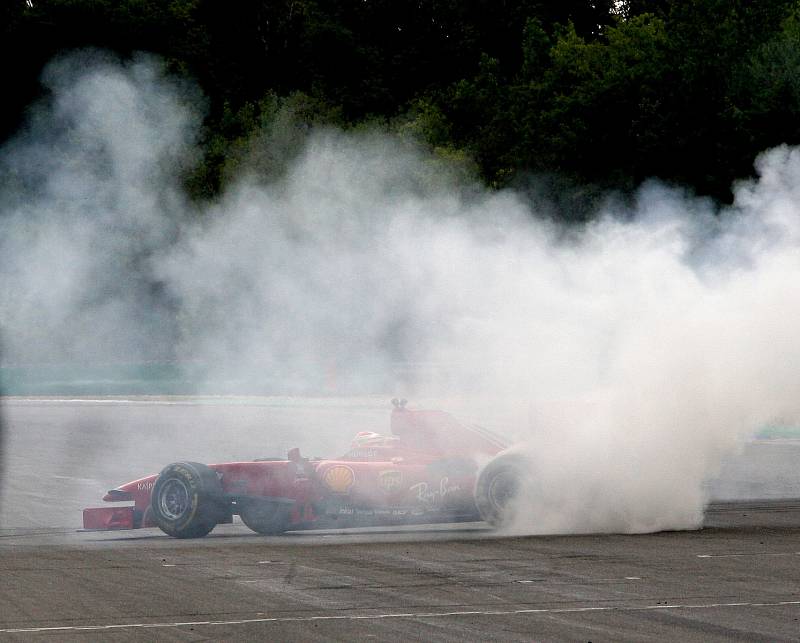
[[151, 462, 224, 538], [474, 453, 530, 528]]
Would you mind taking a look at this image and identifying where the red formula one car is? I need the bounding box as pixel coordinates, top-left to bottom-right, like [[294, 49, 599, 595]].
[[83, 400, 524, 538]]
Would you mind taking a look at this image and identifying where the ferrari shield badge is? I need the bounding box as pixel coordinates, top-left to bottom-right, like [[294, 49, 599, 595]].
[[378, 469, 402, 492], [322, 465, 355, 494]]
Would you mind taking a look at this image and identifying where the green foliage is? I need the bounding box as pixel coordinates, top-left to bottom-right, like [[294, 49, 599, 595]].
[[533, 15, 671, 185], [455, 1, 797, 201], [448, 14, 672, 190], [4, 0, 800, 210], [521, 17, 551, 79], [651, 0, 797, 194], [391, 99, 479, 186], [185, 91, 344, 199], [754, 14, 800, 110]]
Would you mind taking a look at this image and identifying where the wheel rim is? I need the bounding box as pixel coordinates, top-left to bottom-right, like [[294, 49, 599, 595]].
[[488, 470, 519, 511], [159, 478, 191, 520]]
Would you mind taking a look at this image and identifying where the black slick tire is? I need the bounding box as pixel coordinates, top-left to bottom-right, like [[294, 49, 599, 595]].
[[151, 461, 224, 539], [474, 453, 530, 528], [239, 499, 291, 535]]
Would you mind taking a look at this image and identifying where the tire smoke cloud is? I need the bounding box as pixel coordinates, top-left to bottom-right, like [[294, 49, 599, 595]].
[[2, 53, 800, 534]]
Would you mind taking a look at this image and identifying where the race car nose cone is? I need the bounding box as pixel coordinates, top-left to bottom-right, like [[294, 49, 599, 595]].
[[103, 489, 133, 502]]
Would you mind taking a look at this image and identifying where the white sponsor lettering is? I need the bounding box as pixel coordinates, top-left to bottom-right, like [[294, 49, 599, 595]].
[[409, 477, 461, 505], [347, 448, 377, 459]]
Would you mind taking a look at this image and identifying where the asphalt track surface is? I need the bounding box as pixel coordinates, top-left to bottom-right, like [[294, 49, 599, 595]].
[[1, 398, 800, 641]]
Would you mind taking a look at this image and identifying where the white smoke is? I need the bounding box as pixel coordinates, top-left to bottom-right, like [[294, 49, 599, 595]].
[[0, 51, 196, 365], [3, 52, 800, 534]]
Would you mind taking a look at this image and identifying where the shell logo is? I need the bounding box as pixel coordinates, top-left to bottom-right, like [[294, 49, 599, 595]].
[[322, 465, 355, 494]]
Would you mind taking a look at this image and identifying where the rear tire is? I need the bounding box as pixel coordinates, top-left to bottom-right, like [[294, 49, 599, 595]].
[[474, 453, 530, 528], [151, 462, 224, 538], [239, 499, 291, 535]]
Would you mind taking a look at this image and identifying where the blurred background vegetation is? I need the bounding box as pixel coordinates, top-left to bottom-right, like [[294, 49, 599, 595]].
[[4, 0, 800, 215]]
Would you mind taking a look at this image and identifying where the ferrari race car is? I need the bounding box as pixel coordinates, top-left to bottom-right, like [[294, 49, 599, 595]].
[[83, 400, 525, 538]]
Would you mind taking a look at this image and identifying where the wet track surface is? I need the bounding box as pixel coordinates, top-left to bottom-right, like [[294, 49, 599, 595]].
[[1, 399, 800, 640]]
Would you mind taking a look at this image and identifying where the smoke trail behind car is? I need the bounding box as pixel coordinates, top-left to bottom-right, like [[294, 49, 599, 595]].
[[2, 52, 800, 534]]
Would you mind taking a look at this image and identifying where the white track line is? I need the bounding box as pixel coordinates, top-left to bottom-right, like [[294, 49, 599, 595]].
[[2, 600, 799, 634], [697, 552, 800, 558], [1, 397, 391, 411]]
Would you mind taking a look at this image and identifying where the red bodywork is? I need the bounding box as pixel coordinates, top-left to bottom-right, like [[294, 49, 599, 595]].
[[83, 404, 507, 532]]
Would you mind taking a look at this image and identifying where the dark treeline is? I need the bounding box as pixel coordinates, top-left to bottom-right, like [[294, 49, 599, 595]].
[[4, 0, 800, 213]]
